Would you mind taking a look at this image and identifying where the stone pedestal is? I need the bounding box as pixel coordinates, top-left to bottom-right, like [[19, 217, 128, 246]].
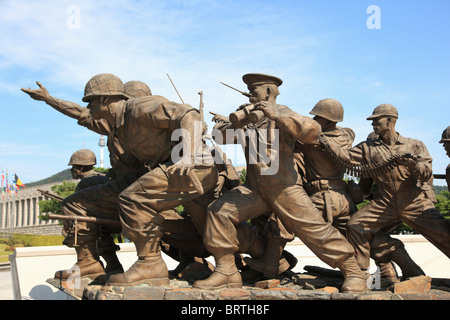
[[45, 263, 450, 301]]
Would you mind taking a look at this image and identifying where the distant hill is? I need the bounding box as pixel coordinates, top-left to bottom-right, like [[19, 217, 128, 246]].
[[26, 169, 73, 188]]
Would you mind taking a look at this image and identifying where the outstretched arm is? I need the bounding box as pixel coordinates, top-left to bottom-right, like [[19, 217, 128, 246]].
[[22, 81, 84, 119]]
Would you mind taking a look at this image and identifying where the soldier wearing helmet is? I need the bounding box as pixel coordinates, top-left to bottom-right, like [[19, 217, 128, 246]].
[[319, 103, 450, 277], [309, 100, 424, 284], [297, 98, 356, 231], [21, 74, 151, 280], [195, 74, 368, 293], [124, 81, 152, 98], [439, 126, 450, 188], [68, 149, 109, 192]]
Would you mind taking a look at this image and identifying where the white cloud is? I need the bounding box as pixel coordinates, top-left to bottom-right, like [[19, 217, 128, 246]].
[[0, 1, 448, 184]]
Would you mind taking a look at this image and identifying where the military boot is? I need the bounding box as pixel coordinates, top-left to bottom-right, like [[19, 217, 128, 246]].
[[377, 261, 399, 283], [107, 239, 169, 287], [192, 251, 242, 290], [244, 238, 287, 278], [54, 240, 105, 281], [98, 235, 124, 275], [389, 247, 425, 280], [245, 235, 265, 258], [338, 256, 369, 293]]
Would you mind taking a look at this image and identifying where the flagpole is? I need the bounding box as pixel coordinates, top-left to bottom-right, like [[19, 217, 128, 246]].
[[10, 170, 16, 239], [1, 167, 4, 239]]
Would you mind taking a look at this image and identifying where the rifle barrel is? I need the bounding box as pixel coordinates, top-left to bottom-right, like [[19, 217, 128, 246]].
[[38, 189, 64, 201], [47, 213, 121, 226], [220, 82, 251, 97]]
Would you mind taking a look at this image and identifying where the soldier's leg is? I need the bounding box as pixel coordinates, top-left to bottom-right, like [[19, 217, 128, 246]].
[[109, 165, 217, 287], [245, 214, 297, 278], [266, 185, 368, 293], [56, 176, 136, 280], [193, 185, 270, 290], [346, 199, 399, 270], [401, 198, 450, 259], [370, 230, 424, 281]]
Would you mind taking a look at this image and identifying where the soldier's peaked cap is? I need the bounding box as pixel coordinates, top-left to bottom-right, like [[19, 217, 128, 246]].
[[242, 73, 283, 87], [367, 104, 398, 120]]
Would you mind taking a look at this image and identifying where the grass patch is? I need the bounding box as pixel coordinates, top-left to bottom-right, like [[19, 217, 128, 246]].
[[0, 244, 13, 263], [0, 234, 65, 263]]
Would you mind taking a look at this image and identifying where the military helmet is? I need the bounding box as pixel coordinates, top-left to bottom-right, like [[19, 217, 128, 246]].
[[367, 104, 398, 120], [124, 81, 152, 98], [309, 98, 344, 122], [82, 73, 129, 102], [68, 149, 97, 166], [439, 126, 450, 143]]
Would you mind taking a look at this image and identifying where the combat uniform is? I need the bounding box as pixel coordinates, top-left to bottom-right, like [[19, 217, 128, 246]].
[[61, 103, 146, 246], [321, 132, 450, 270], [299, 126, 356, 233], [203, 106, 356, 269]]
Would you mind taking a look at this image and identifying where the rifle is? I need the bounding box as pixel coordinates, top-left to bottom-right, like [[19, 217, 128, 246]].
[[220, 82, 251, 98], [47, 213, 121, 247], [433, 174, 446, 180], [47, 213, 121, 226], [167, 74, 185, 104], [220, 82, 265, 124], [38, 189, 64, 202], [198, 91, 204, 123]]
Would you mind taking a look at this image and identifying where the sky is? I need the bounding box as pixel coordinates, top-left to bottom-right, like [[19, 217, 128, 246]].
[[0, 0, 449, 186]]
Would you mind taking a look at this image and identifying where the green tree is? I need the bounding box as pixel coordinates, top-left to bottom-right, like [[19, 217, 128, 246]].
[[239, 168, 247, 185], [435, 190, 450, 218], [38, 180, 78, 220], [94, 166, 110, 173]]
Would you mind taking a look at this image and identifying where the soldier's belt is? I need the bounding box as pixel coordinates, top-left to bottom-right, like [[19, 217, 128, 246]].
[[307, 179, 346, 193]]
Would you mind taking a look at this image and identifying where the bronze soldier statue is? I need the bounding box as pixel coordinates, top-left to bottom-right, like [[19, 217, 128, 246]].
[[301, 100, 423, 283], [439, 126, 450, 189], [68, 149, 110, 192], [193, 73, 368, 293], [300, 99, 357, 232], [22, 75, 150, 279], [319, 104, 450, 274], [98, 81, 219, 287]]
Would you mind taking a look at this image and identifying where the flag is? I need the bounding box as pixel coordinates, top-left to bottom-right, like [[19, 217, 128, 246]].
[[5, 170, 9, 195], [15, 173, 25, 189], [11, 171, 15, 195], [1, 170, 4, 200]]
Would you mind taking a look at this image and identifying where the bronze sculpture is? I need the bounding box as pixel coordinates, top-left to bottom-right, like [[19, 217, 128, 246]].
[[22, 70, 450, 298], [68, 149, 110, 192], [440, 126, 450, 189], [22, 75, 150, 279], [193, 73, 368, 293], [319, 104, 450, 275]]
